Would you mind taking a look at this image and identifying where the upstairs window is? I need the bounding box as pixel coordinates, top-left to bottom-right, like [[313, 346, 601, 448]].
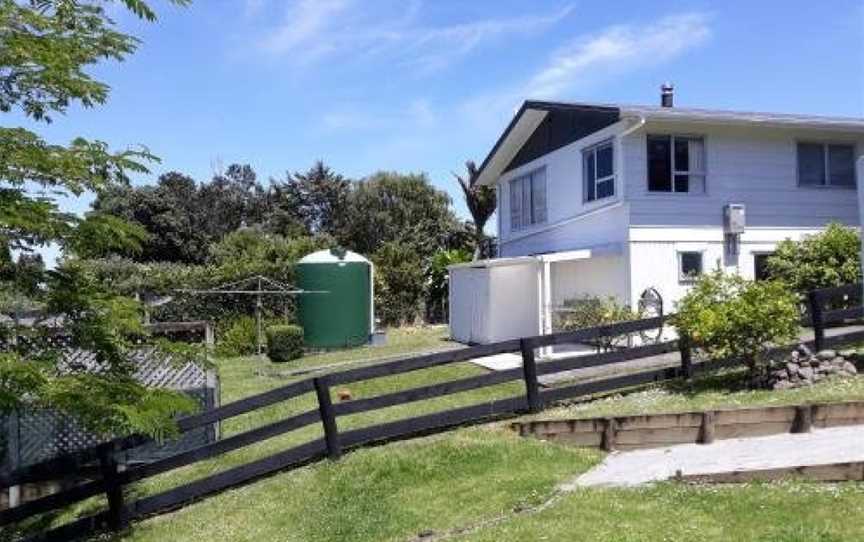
[[583, 140, 615, 202], [648, 135, 706, 193], [797, 142, 856, 188], [509, 167, 547, 231]]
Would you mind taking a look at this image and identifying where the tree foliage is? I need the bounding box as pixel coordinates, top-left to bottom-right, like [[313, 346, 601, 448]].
[[766, 223, 861, 295], [0, 0, 197, 438], [424, 248, 471, 323], [269, 161, 350, 237], [93, 166, 270, 263], [453, 160, 496, 259], [672, 271, 800, 372], [341, 171, 460, 257]]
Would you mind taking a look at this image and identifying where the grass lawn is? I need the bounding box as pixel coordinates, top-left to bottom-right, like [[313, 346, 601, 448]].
[[532, 366, 864, 421], [113, 368, 864, 542], [17, 328, 864, 541]]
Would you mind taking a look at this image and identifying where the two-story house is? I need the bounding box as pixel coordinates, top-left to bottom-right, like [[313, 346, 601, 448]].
[[448, 86, 864, 345]]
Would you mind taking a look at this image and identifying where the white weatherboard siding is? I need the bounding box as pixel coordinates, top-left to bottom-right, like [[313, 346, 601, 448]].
[[497, 121, 628, 253], [627, 227, 832, 313], [551, 255, 628, 307], [621, 122, 864, 228]]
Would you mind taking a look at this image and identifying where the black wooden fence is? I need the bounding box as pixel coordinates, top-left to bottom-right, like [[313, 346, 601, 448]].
[[806, 283, 864, 352], [2, 285, 863, 541]]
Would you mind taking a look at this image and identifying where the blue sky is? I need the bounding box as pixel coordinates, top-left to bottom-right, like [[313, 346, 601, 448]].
[[19, 0, 864, 251]]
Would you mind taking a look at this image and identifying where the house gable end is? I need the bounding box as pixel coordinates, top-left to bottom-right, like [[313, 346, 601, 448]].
[[504, 106, 619, 173]]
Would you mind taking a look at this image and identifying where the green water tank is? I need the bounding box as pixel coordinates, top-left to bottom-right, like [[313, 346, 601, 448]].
[[297, 248, 373, 349]]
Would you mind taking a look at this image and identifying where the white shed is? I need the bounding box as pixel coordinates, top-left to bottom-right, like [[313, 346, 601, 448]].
[[448, 257, 539, 344], [448, 248, 625, 345]]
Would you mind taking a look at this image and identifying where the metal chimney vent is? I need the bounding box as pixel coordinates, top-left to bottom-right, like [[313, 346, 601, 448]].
[[661, 83, 674, 107]]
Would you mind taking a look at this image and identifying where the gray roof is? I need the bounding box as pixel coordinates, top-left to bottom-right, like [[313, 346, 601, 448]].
[[475, 100, 864, 185], [618, 103, 864, 130]]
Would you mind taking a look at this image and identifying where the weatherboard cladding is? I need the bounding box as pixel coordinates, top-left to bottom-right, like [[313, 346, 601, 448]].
[[504, 105, 620, 173]]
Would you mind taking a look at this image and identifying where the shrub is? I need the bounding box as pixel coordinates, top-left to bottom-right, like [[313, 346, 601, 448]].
[[672, 271, 799, 373], [217, 316, 258, 357], [266, 324, 304, 363], [766, 223, 861, 295], [554, 295, 641, 351]]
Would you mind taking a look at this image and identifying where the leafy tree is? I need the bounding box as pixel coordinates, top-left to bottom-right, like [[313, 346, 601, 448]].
[[198, 164, 270, 240], [672, 271, 799, 374], [424, 248, 471, 323], [766, 223, 861, 295], [453, 160, 496, 259], [94, 172, 206, 262], [341, 171, 459, 258], [0, 0, 197, 438], [93, 164, 270, 263], [372, 241, 427, 326], [269, 161, 350, 237]]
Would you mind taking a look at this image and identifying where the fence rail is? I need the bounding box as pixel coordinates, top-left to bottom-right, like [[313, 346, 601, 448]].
[[3, 284, 863, 541]]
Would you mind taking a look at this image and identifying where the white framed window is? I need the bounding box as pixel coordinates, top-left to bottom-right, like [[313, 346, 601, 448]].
[[509, 167, 547, 231], [647, 135, 706, 193], [797, 142, 856, 188], [583, 140, 615, 202], [678, 251, 704, 282]]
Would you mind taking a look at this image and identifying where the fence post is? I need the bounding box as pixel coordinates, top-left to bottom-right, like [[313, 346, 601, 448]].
[[520, 338, 541, 413], [679, 332, 693, 379], [807, 290, 825, 352], [314, 377, 342, 460], [98, 443, 125, 532]]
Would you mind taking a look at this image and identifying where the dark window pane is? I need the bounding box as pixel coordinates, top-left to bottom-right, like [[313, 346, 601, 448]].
[[648, 135, 671, 191], [798, 143, 825, 186], [585, 151, 596, 201], [531, 170, 547, 224], [674, 174, 689, 193], [674, 137, 689, 172], [828, 144, 855, 187], [754, 253, 773, 281], [680, 252, 702, 279], [597, 144, 614, 179], [597, 179, 614, 199]]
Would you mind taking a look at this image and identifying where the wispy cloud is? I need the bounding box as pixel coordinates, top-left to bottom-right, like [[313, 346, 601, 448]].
[[258, 0, 352, 61], [459, 12, 712, 131], [320, 98, 438, 132], [252, 1, 573, 73], [526, 13, 712, 99]]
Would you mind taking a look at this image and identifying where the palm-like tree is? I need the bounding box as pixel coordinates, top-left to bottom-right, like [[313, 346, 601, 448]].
[[453, 160, 496, 260]]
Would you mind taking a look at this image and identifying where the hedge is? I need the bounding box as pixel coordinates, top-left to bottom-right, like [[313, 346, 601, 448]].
[[266, 324, 304, 362]]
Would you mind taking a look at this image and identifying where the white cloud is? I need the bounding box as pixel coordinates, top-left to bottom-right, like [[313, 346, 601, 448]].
[[253, 1, 573, 72], [458, 12, 712, 132], [258, 0, 352, 59], [526, 13, 712, 99], [320, 98, 438, 132]]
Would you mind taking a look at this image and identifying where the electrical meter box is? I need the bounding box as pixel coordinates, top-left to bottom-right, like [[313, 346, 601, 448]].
[[724, 204, 746, 234]]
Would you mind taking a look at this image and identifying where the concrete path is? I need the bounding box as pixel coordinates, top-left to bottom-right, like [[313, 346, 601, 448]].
[[468, 324, 864, 387], [568, 424, 864, 488]]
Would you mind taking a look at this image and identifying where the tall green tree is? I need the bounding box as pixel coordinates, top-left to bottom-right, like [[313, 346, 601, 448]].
[[340, 171, 459, 257], [0, 0, 196, 438], [269, 161, 350, 237], [453, 160, 496, 260], [93, 164, 269, 263]]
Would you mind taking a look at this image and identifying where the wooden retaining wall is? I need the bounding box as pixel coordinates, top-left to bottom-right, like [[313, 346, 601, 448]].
[[512, 401, 864, 451]]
